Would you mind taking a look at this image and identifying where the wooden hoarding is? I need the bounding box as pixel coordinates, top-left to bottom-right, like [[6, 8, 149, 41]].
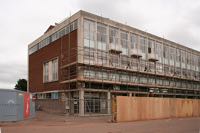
[[114, 96, 200, 122]]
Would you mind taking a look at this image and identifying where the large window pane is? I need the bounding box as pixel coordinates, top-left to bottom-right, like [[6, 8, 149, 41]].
[[130, 34, 137, 49], [84, 19, 95, 48], [97, 23, 107, 51], [121, 31, 128, 55]]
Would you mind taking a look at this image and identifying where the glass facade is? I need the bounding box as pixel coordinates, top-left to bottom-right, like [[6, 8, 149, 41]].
[[82, 18, 200, 91]]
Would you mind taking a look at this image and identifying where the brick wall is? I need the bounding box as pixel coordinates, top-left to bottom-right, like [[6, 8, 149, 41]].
[[29, 30, 77, 92]]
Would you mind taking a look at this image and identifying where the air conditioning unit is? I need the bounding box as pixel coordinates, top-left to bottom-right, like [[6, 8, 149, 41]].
[[109, 44, 122, 54], [148, 53, 159, 62], [130, 49, 142, 58]]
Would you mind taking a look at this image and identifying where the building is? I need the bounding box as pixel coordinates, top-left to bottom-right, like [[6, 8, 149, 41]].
[[28, 10, 200, 116]]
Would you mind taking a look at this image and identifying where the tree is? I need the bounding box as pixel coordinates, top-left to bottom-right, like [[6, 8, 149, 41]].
[[15, 79, 27, 91]]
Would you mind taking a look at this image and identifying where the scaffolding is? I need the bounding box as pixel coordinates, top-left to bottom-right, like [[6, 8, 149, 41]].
[[60, 43, 200, 99]]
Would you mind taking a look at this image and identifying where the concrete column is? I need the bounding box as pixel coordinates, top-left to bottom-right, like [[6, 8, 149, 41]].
[[129, 92, 132, 97], [69, 92, 74, 114], [107, 91, 111, 115], [79, 89, 84, 116]]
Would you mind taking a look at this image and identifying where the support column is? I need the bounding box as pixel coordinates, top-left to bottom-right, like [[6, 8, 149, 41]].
[[69, 92, 74, 114], [79, 89, 84, 116], [129, 92, 132, 97], [107, 91, 111, 115]]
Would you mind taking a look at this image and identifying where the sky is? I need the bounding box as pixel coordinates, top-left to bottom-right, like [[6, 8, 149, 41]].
[[0, 0, 200, 89]]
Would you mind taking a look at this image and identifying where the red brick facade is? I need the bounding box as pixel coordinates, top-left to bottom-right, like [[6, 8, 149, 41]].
[[29, 30, 77, 93]]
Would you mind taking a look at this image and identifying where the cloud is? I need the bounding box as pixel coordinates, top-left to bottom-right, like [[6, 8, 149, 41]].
[[0, 0, 200, 89], [0, 63, 27, 89]]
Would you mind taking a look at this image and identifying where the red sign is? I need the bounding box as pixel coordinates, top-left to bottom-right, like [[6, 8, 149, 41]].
[[24, 93, 30, 119]]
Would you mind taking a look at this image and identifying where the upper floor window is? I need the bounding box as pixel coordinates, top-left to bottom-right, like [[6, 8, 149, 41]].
[[84, 19, 95, 48], [130, 34, 137, 49], [109, 27, 119, 45], [169, 47, 175, 61], [44, 62, 49, 82], [43, 58, 58, 83], [148, 39, 154, 54], [186, 52, 191, 64], [163, 45, 169, 59], [140, 36, 146, 53], [52, 59, 58, 81], [29, 44, 39, 55], [176, 49, 181, 62], [155, 42, 162, 57], [97, 23, 107, 51], [181, 50, 186, 63], [121, 31, 128, 55], [120, 31, 128, 48]]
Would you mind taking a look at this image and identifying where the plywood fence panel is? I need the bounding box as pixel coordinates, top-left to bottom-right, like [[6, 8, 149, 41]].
[[115, 96, 200, 122]]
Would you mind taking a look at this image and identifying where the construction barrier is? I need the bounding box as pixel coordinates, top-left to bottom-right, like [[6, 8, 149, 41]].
[[0, 90, 35, 122], [112, 96, 200, 122]]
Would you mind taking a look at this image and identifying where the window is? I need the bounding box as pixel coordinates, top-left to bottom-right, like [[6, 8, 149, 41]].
[[120, 73, 129, 82], [29, 44, 39, 55], [83, 48, 95, 64], [84, 70, 95, 79], [155, 42, 163, 63], [169, 47, 175, 66], [84, 19, 95, 48], [51, 92, 59, 99], [181, 50, 186, 68], [44, 62, 49, 82], [96, 71, 108, 80], [140, 36, 146, 53], [130, 74, 138, 83], [176, 49, 181, 62], [59, 28, 65, 37], [140, 76, 148, 84], [29, 20, 78, 55], [109, 73, 119, 81], [70, 23, 74, 31], [148, 39, 154, 54], [102, 72, 108, 80], [163, 45, 169, 64], [39, 37, 50, 49], [170, 47, 175, 60], [51, 32, 58, 42], [65, 26, 70, 34], [109, 27, 119, 45], [97, 51, 107, 65], [121, 31, 128, 55], [176, 49, 181, 67], [163, 45, 168, 59], [130, 34, 137, 49], [97, 23, 107, 51], [110, 54, 119, 67], [52, 59, 58, 81], [191, 54, 198, 71], [73, 20, 78, 30], [43, 58, 58, 82], [186, 52, 191, 69]]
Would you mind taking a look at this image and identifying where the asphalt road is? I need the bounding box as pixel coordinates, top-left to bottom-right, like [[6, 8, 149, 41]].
[[1, 112, 200, 133]]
